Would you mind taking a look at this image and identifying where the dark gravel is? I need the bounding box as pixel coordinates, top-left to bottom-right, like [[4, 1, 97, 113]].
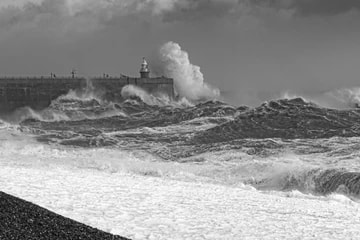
[[0, 192, 131, 240]]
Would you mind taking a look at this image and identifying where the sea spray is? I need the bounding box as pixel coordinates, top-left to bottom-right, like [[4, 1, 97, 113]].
[[121, 85, 168, 106], [152, 41, 220, 102], [121, 84, 194, 107]]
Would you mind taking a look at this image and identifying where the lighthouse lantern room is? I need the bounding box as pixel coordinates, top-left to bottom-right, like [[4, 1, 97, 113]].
[[140, 57, 150, 78]]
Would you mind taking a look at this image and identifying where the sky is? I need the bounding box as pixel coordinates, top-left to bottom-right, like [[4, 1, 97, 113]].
[[0, 0, 360, 106]]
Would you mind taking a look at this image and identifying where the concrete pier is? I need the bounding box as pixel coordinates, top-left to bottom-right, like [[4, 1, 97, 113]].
[[0, 76, 174, 113]]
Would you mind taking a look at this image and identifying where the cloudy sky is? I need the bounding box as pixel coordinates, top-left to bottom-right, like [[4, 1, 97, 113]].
[[0, 0, 360, 106]]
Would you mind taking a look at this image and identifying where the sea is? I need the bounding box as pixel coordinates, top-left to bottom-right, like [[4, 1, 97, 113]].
[[1, 86, 360, 239]]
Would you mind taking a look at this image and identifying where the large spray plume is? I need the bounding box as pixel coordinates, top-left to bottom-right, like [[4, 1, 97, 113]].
[[153, 41, 220, 102]]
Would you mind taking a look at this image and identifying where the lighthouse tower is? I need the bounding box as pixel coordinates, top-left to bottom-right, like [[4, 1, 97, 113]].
[[140, 57, 150, 78]]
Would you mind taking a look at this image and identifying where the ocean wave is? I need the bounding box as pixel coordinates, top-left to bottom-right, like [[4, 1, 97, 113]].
[[251, 167, 360, 198], [2, 124, 360, 200], [281, 87, 360, 109], [4, 94, 360, 153], [121, 84, 193, 108], [194, 98, 360, 142], [11, 96, 360, 149], [1, 84, 198, 124]]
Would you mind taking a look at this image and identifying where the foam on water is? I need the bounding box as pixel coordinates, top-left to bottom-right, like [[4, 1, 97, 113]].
[[1, 124, 360, 238], [0, 128, 209, 179], [1, 92, 128, 124], [1, 126, 360, 198], [1, 159, 360, 239], [2, 94, 360, 238]]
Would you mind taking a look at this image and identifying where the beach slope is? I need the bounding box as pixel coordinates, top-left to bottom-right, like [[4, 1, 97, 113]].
[[0, 191, 129, 240]]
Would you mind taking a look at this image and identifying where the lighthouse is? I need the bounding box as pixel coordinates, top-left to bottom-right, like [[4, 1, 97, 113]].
[[140, 57, 150, 78]]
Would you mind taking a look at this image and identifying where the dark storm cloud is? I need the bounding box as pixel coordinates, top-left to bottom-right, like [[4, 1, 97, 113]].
[[0, 0, 80, 36], [254, 0, 360, 16], [0, 0, 245, 37], [293, 0, 360, 16], [0, 0, 67, 27], [1, 0, 360, 31], [1, 0, 360, 108], [159, 0, 240, 22], [145, 0, 360, 21]]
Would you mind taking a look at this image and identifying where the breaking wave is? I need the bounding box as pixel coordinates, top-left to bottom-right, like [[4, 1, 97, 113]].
[[2, 96, 126, 123], [1, 85, 360, 200], [2, 125, 360, 199], [281, 87, 360, 109], [194, 97, 360, 143], [121, 84, 193, 107], [0, 84, 189, 123], [250, 167, 360, 198]]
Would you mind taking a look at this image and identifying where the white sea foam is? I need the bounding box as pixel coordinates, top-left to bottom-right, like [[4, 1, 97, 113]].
[[1, 129, 360, 239], [1, 164, 360, 240], [0, 90, 128, 124], [121, 84, 194, 107]]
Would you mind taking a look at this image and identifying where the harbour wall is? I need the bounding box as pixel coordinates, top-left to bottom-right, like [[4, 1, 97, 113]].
[[0, 76, 174, 113]]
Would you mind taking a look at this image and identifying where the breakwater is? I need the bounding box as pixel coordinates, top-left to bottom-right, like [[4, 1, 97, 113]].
[[0, 76, 174, 113]]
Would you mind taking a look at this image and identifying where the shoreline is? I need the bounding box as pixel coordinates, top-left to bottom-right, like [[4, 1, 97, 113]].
[[1, 165, 360, 239], [0, 191, 130, 240]]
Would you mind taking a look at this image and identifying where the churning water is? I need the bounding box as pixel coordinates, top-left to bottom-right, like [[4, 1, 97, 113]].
[[1, 86, 360, 239]]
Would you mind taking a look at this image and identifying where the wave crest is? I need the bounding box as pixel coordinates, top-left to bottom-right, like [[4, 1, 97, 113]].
[[194, 97, 360, 142], [280, 87, 360, 109], [121, 84, 193, 107], [251, 168, 360, 198]]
